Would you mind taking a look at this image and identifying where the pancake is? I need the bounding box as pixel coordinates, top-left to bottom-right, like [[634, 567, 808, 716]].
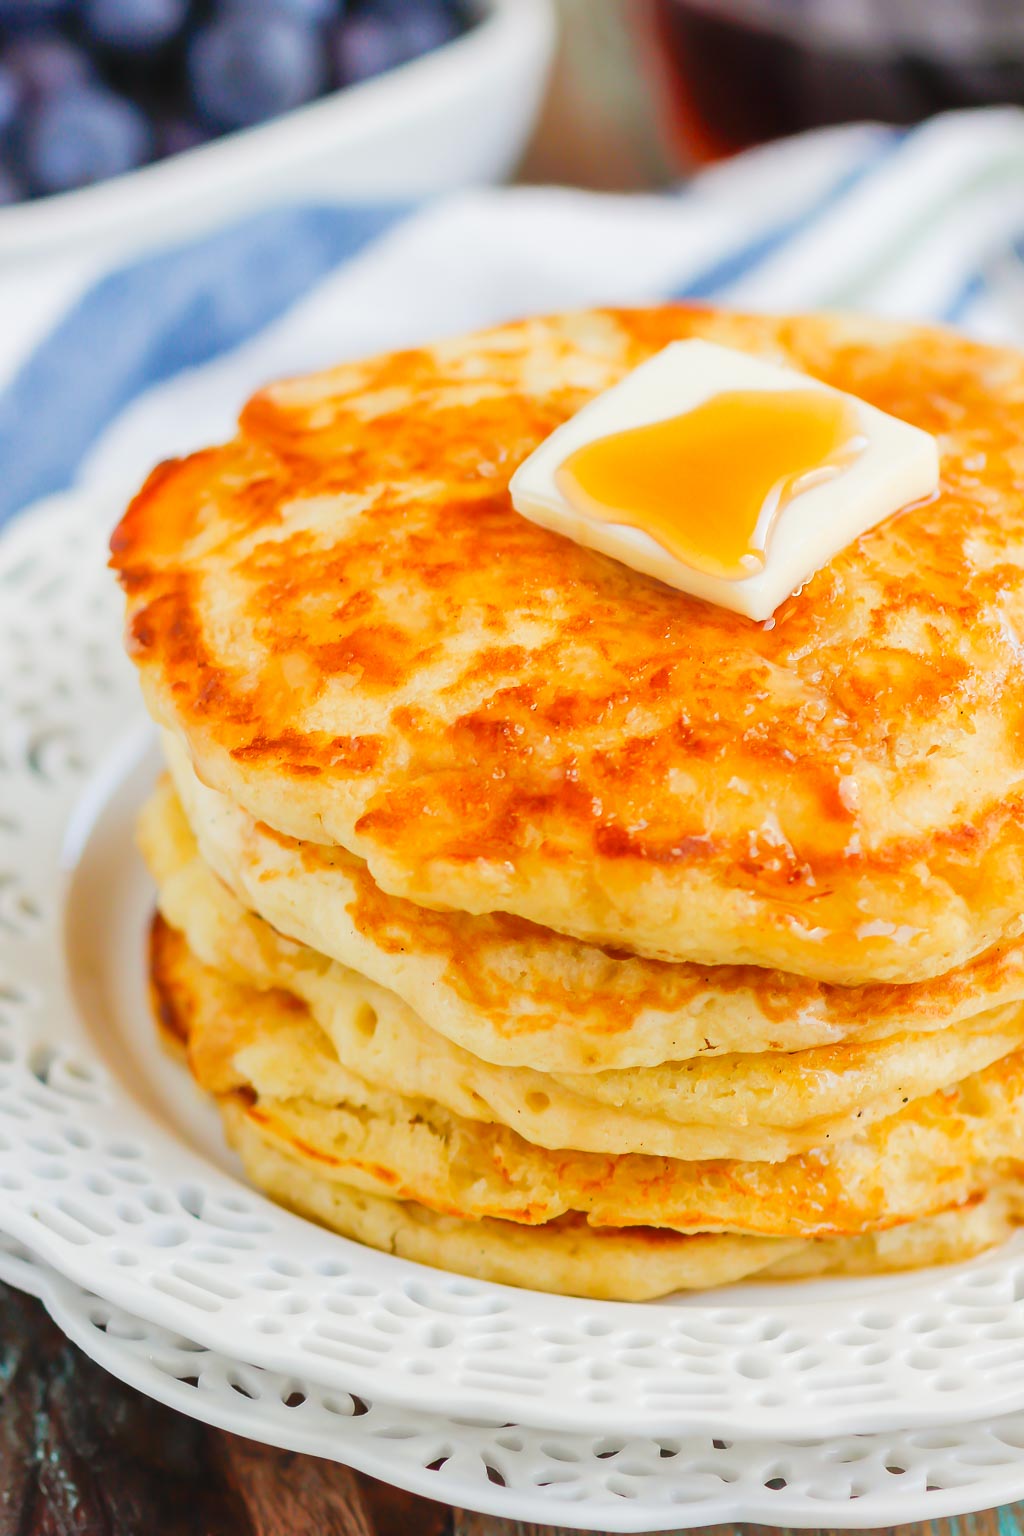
[[150, 913, 1024, 1242], [113, 307, 1024, 983], [149, 913, 1024, 1298], [228, 1111, 1024, 1300], [142, 781, 1024, 1162], [164, 737, 1024, 1073], [226, 1107, 801, 1299]]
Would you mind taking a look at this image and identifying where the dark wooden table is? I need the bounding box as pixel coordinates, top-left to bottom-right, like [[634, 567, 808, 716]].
[[1, 1277, 1016, 1536]]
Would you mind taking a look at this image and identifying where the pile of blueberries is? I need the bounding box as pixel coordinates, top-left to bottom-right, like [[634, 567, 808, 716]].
[[0, 0, 473, 202]]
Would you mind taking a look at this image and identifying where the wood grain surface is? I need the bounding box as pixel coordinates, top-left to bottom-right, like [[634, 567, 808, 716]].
[[0, 1277, 1016, 1536]]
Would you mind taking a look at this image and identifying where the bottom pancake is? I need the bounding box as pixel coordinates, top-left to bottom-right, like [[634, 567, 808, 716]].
[[225, 1103, 1024, 1300], [150, 912, 1024, 1299]]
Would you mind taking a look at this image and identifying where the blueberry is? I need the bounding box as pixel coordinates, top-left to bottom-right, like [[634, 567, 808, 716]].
[[83, 0, 190, 52], [0, 160, 23, 204], [0, 0, 68, 28], [20, 85, 153, 195], [3, 34, 91, 102], [157, 115, 210, 157], [0, 64, 18, 139], [333, 5, 461, 86], [188, 14, 325, 129], [219, 0, 339, 25]]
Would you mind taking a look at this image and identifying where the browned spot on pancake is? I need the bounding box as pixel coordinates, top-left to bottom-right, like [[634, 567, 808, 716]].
[[246, 1108, 345, 1169], [252, 819, 303, 850], [148, 912, 191, 1047], [230, 732, 382, 776], [314, 626, 437, 690]]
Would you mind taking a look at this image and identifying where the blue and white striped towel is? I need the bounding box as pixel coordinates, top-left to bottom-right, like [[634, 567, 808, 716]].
[[7, 105, 1024, 530]]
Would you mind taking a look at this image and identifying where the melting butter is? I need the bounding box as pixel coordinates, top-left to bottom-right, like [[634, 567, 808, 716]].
[[556, 388, 865, 583], [509, 340, 940, 621]]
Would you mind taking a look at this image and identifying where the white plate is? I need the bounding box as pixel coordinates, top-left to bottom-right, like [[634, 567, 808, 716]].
[[6, 486, 1024, 1442], [6, 1229, 1024, 1533]]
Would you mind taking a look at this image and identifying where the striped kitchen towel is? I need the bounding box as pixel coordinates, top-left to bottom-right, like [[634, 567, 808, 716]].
[[5, 104, 1024, 528]]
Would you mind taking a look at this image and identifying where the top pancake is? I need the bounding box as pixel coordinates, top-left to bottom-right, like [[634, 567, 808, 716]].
[[111, 307, 1024, 982]]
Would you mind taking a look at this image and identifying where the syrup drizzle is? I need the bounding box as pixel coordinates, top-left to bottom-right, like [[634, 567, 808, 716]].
[[556, 388, 866, 581]]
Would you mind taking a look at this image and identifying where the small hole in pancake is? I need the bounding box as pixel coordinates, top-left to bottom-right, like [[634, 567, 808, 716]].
[[956, 1079, 992, 1117], [353, 1004, 378, 1041], [525, 1091, 550, 1113]]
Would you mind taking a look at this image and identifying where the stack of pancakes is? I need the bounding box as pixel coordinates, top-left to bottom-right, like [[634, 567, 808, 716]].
[[112, 306, 1024, 1300]]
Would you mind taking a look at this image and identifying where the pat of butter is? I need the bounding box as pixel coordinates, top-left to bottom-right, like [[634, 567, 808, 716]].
[[509, 340, 940, 621]]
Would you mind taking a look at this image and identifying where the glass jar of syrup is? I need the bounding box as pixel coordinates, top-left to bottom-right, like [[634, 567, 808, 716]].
[[646, 0, 1024, 163]]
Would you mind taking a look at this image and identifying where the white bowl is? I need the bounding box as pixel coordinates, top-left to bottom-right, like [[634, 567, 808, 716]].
[[0, 0, 555, 267]]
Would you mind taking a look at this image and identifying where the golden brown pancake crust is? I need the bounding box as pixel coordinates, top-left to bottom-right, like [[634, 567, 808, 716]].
[[149, 912, 1024, 1296], [114, 308, 1024, 980], [150, 910, 1024, 1241], [161, 750, 1024, 1072], [140, 780, 1024, 1161]]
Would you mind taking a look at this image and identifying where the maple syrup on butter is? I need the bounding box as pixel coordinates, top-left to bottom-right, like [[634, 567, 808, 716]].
[[555, 388, 866, 582]]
